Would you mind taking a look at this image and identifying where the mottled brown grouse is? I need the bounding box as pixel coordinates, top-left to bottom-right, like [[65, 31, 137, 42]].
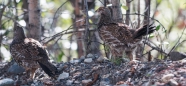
[[96, 7, 155, 60], [10, 25, 58, 79]]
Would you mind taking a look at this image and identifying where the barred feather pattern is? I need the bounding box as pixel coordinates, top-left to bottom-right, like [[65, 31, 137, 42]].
[[96, 7, 155, 60], [10, 25, 58, 79]]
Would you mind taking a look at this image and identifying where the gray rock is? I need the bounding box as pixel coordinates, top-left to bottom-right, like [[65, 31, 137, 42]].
[[169, 79, 178, 86], [80, 56, 85, 59], [0, 78, 14, 86], [82, 79, 92, 84], [169, 51, 186, 61], [97, 57, 108, 62], [70, 59, 80, 63], [66, 80, 73, 85], [74, 81, 80, 84], [87, 53, 94, 58], [84, 58, 92, 63], [7, 62, 25, 74], [100, 81, 110, 86], [161, 74, 174, 83], [57, 72, 69, 80], [118, 84, 129, 86]]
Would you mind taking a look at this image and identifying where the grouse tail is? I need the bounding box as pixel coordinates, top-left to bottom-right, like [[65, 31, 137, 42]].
[[133, 23, 156, 39], [38, 61, 58, 79]]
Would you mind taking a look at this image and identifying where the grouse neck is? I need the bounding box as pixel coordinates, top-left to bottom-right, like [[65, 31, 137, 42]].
[[98, 14, 113, 27], [13, 32, 26, 43], [13, 36, 26, 43]]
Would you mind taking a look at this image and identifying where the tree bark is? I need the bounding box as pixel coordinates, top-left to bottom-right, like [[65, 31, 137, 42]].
[[126, 0, 131, 25], [144, 0, 150, 24], [70, 0, 84, 58], [28, 0, 41, 40], [111, 0, 123, 23], [137, 0, 140, 28]]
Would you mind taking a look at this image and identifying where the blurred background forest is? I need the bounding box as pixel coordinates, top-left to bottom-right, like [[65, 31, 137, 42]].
[[0, 0, 186, 62]]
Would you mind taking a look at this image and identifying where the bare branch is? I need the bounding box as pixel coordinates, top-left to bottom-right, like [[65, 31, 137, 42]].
[[143, 41, 168, 56]]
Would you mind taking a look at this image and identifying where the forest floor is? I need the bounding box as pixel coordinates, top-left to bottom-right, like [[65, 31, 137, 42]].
[[0, 53, 186, 86]]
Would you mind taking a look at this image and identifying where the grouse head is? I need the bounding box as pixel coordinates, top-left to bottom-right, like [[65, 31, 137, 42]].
[[95, 7, 113, 26], [13, 25, 26, 42], [96, 7, 112, 17]]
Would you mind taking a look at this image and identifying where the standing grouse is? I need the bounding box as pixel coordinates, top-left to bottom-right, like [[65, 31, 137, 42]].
[[10, 25, 58, 79], [96, 7, 155, 60]]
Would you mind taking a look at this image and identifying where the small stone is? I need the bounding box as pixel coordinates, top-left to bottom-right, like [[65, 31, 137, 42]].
[[70, 60, 80, 63], [70, 60, 74, 63], [74, 81, 80, 84], [8, 62, 25, 74], [100, 81, 110, 86], [84, 58, 92, 63], [0, 78, 14, 86], [169, 51, 186, 61], [87, 53, 94, 58], [97, 57, 108, 62], [82, 79, 92, 84], [117, 84, 128, 86], [161, 74, 174, 83], [169, 79, 178, 86], [66, 80, 73, 85], [80, 56, 85, 59], [74, 59, 80, 63], [57, 72, 69, 80]]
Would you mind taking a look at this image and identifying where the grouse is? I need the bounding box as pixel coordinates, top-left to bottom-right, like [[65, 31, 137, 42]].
[[10, 25, 58, 79], [96, 7, 155, 60]]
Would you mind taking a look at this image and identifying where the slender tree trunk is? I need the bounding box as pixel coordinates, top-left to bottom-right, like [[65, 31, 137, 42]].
[[136, 0, 151, 61], [126, 0, 131, 25], [111, 0, 123, 23], [144, 0, 150, 24], [28, 0, 41, 40], [137, 0, 140, 28], [70, 0, 84, 58]]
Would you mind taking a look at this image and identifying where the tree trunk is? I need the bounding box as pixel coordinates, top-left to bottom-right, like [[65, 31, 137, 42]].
[[136, 0, 151, 61], [144, 0, 150, 24], [70, 0, 84, 58], [111, 0, 123, 23], [137, 0, 140, 28], [126, 0, 131, 25], [28, 0, 41, 40], [22, 0, 29, 32]]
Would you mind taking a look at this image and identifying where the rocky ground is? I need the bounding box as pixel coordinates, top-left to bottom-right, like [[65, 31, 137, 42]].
[[0, 53, 186, 86]]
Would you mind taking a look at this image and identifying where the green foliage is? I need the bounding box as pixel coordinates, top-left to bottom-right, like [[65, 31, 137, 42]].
[[157, 0, 162, 5], [149, 34, 154, 38], [121, 5, 128, 10], [4, 30, 10, 35], [57, 51, 65, 62], [156, 25, 161, 31], [110, 57, 123, 65]]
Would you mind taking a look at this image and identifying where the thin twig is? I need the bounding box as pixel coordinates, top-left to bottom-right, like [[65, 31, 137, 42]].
[[143, 41, 168, 56], [167, 26, 186, 58], [51, 0, 69, 29]]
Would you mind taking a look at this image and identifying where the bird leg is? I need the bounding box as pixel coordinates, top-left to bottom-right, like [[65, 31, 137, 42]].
[[30, 68, 37, 79]]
